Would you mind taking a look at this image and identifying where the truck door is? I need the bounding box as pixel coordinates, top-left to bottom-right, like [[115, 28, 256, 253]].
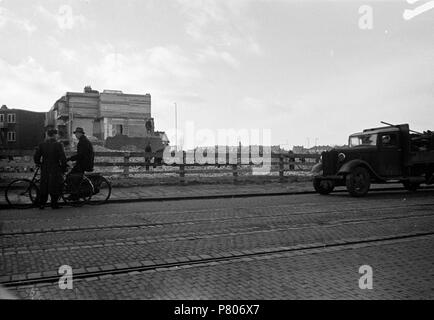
[[378, 133, 402, 177]]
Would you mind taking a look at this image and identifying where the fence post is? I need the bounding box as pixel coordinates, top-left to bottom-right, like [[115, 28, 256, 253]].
[[279, 155, 285, 183], [145, 153, 150, 171], [179, 151, 186, 185], [123, 153, 130, 177], [289, 153, 295, 170], [232, 164, 238, 184]]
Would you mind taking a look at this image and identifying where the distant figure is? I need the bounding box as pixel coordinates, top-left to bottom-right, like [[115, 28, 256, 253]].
[[34, 129, 67, 210], [145, 142, 153, 169], [145, 142, 152, 153]]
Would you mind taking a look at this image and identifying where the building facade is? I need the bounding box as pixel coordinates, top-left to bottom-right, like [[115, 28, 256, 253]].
[[0, 105, 46, 155], [46, 86, 158, 148]]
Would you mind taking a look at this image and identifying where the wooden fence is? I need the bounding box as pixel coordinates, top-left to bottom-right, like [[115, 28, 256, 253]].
[[0, 151, 321, 184]]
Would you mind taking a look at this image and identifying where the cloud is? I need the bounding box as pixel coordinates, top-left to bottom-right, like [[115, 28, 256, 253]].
[[0, 57, 69, 111], [87, 45, 201, 89], [176, 0, 262, 55], [282, 52, 434, 144], [36, 4, 86, 31], [0, 6, 36, 34], [60, 48, 79, 62], [84, 44, 204, 121], [240, 96, 289, 114], [196, 46, 240, 69]]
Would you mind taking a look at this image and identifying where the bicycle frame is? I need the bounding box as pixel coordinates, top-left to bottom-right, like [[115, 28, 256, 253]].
[[31, 166, 41, 184], [34, 166, 94, 199]]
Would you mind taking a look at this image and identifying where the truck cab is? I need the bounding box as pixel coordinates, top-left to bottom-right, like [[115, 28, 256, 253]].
[[312, 123, 434, 197]]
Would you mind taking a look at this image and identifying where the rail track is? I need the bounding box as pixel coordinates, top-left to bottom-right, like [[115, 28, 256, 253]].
[[2, 231, 433, 288], [2, 198, 434, 237], [2, 211, 434, 254]]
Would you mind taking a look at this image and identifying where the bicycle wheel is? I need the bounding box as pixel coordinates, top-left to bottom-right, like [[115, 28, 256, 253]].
[[5, 179, 39, 209], [89, 176, 112, 205], [62, 177, 93, 207]]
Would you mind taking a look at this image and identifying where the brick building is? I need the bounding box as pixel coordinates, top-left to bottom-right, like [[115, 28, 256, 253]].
[[45, 86, 159, 148], [0, 105, 45, 155]]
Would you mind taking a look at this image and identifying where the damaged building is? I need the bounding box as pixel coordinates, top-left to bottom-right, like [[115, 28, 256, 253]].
[[46, 86, 169, 155]]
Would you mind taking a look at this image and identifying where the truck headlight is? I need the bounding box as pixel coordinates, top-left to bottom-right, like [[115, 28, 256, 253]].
[[338, 153, 346, 162]]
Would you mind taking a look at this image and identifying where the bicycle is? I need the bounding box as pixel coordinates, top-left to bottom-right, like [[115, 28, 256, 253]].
[[84, 172, 112, 205], [5, 166, 111, 209]]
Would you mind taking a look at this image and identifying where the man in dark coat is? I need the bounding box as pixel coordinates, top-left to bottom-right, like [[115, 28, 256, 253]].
[[66, 127, 94, 199], [68, 127, 94, 174], [34, 129, 67, 209]]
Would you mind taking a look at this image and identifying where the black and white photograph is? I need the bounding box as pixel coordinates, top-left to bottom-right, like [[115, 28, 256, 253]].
[[0, 0, 433, 305]]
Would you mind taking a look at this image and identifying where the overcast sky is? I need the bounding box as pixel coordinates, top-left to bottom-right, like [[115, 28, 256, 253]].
[[0, 0, 433, 148]]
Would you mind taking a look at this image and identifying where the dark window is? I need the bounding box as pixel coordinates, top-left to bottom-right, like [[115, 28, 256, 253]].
[[114, 124, 123, 135], [7, 131, 16, 142], [381, 134, 398, 147], [7, 113, 16, 123], [0, 114, 4, 122]]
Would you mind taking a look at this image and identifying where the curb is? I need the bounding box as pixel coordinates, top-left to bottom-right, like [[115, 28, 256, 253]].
[[1, 186, 433, 210]]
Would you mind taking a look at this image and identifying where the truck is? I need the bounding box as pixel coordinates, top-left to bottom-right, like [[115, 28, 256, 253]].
[[312, 122, 434, 197]]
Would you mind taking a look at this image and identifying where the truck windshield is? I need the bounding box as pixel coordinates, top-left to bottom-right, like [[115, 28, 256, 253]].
[[349, 134, 377, 147]]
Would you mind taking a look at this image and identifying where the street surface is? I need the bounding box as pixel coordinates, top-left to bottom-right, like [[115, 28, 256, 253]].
[[1, 187, 433, 299]]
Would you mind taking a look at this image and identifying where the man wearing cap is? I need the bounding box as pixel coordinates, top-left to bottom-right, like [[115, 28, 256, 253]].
[[66, 128, 94, 199], [34, 129, 68, 209], [68, 127, 94, 173]]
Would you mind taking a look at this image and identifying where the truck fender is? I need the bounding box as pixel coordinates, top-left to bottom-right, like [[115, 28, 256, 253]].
[[338, 160, 385, 182], [311, 163, 323, 175]]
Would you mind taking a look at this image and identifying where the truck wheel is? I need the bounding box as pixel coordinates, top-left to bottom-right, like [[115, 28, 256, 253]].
[[346, 167, 371, 197], [403, 181, 419, 192], [313, 177, 335, 195]]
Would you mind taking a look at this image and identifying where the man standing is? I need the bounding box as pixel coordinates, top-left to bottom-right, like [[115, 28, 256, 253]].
[[66, 128, 94, 198], [68, 127, 94, 174], [34, 129, 67, 210]]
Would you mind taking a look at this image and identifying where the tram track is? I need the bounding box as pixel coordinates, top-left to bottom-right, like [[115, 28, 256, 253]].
[[2, 200, 433, 237], [2, 231, 434, 288], [2, 211, 434, 253]]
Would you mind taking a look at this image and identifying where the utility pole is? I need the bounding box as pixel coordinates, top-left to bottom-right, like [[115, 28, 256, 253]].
[[174, 102, 178, 151]]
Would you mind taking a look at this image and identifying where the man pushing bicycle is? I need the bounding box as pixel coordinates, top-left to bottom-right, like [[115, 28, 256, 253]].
[[66, 127, 95, 200]]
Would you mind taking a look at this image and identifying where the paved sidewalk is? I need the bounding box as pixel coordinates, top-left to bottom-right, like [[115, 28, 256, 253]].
[[89, 181, 415, 202], [0, 181, 314, 205], [108, 181, 314, 201], [0, 180, 424, 206]]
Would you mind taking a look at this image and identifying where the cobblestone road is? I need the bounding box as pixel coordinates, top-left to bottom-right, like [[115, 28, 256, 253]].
[[1, 186, 433, 299]]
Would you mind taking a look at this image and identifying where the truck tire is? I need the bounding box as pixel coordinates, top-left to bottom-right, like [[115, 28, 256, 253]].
[[403, 181, 419, 192], [313, 177, 335, 195], [346, 166, 371, 197]]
